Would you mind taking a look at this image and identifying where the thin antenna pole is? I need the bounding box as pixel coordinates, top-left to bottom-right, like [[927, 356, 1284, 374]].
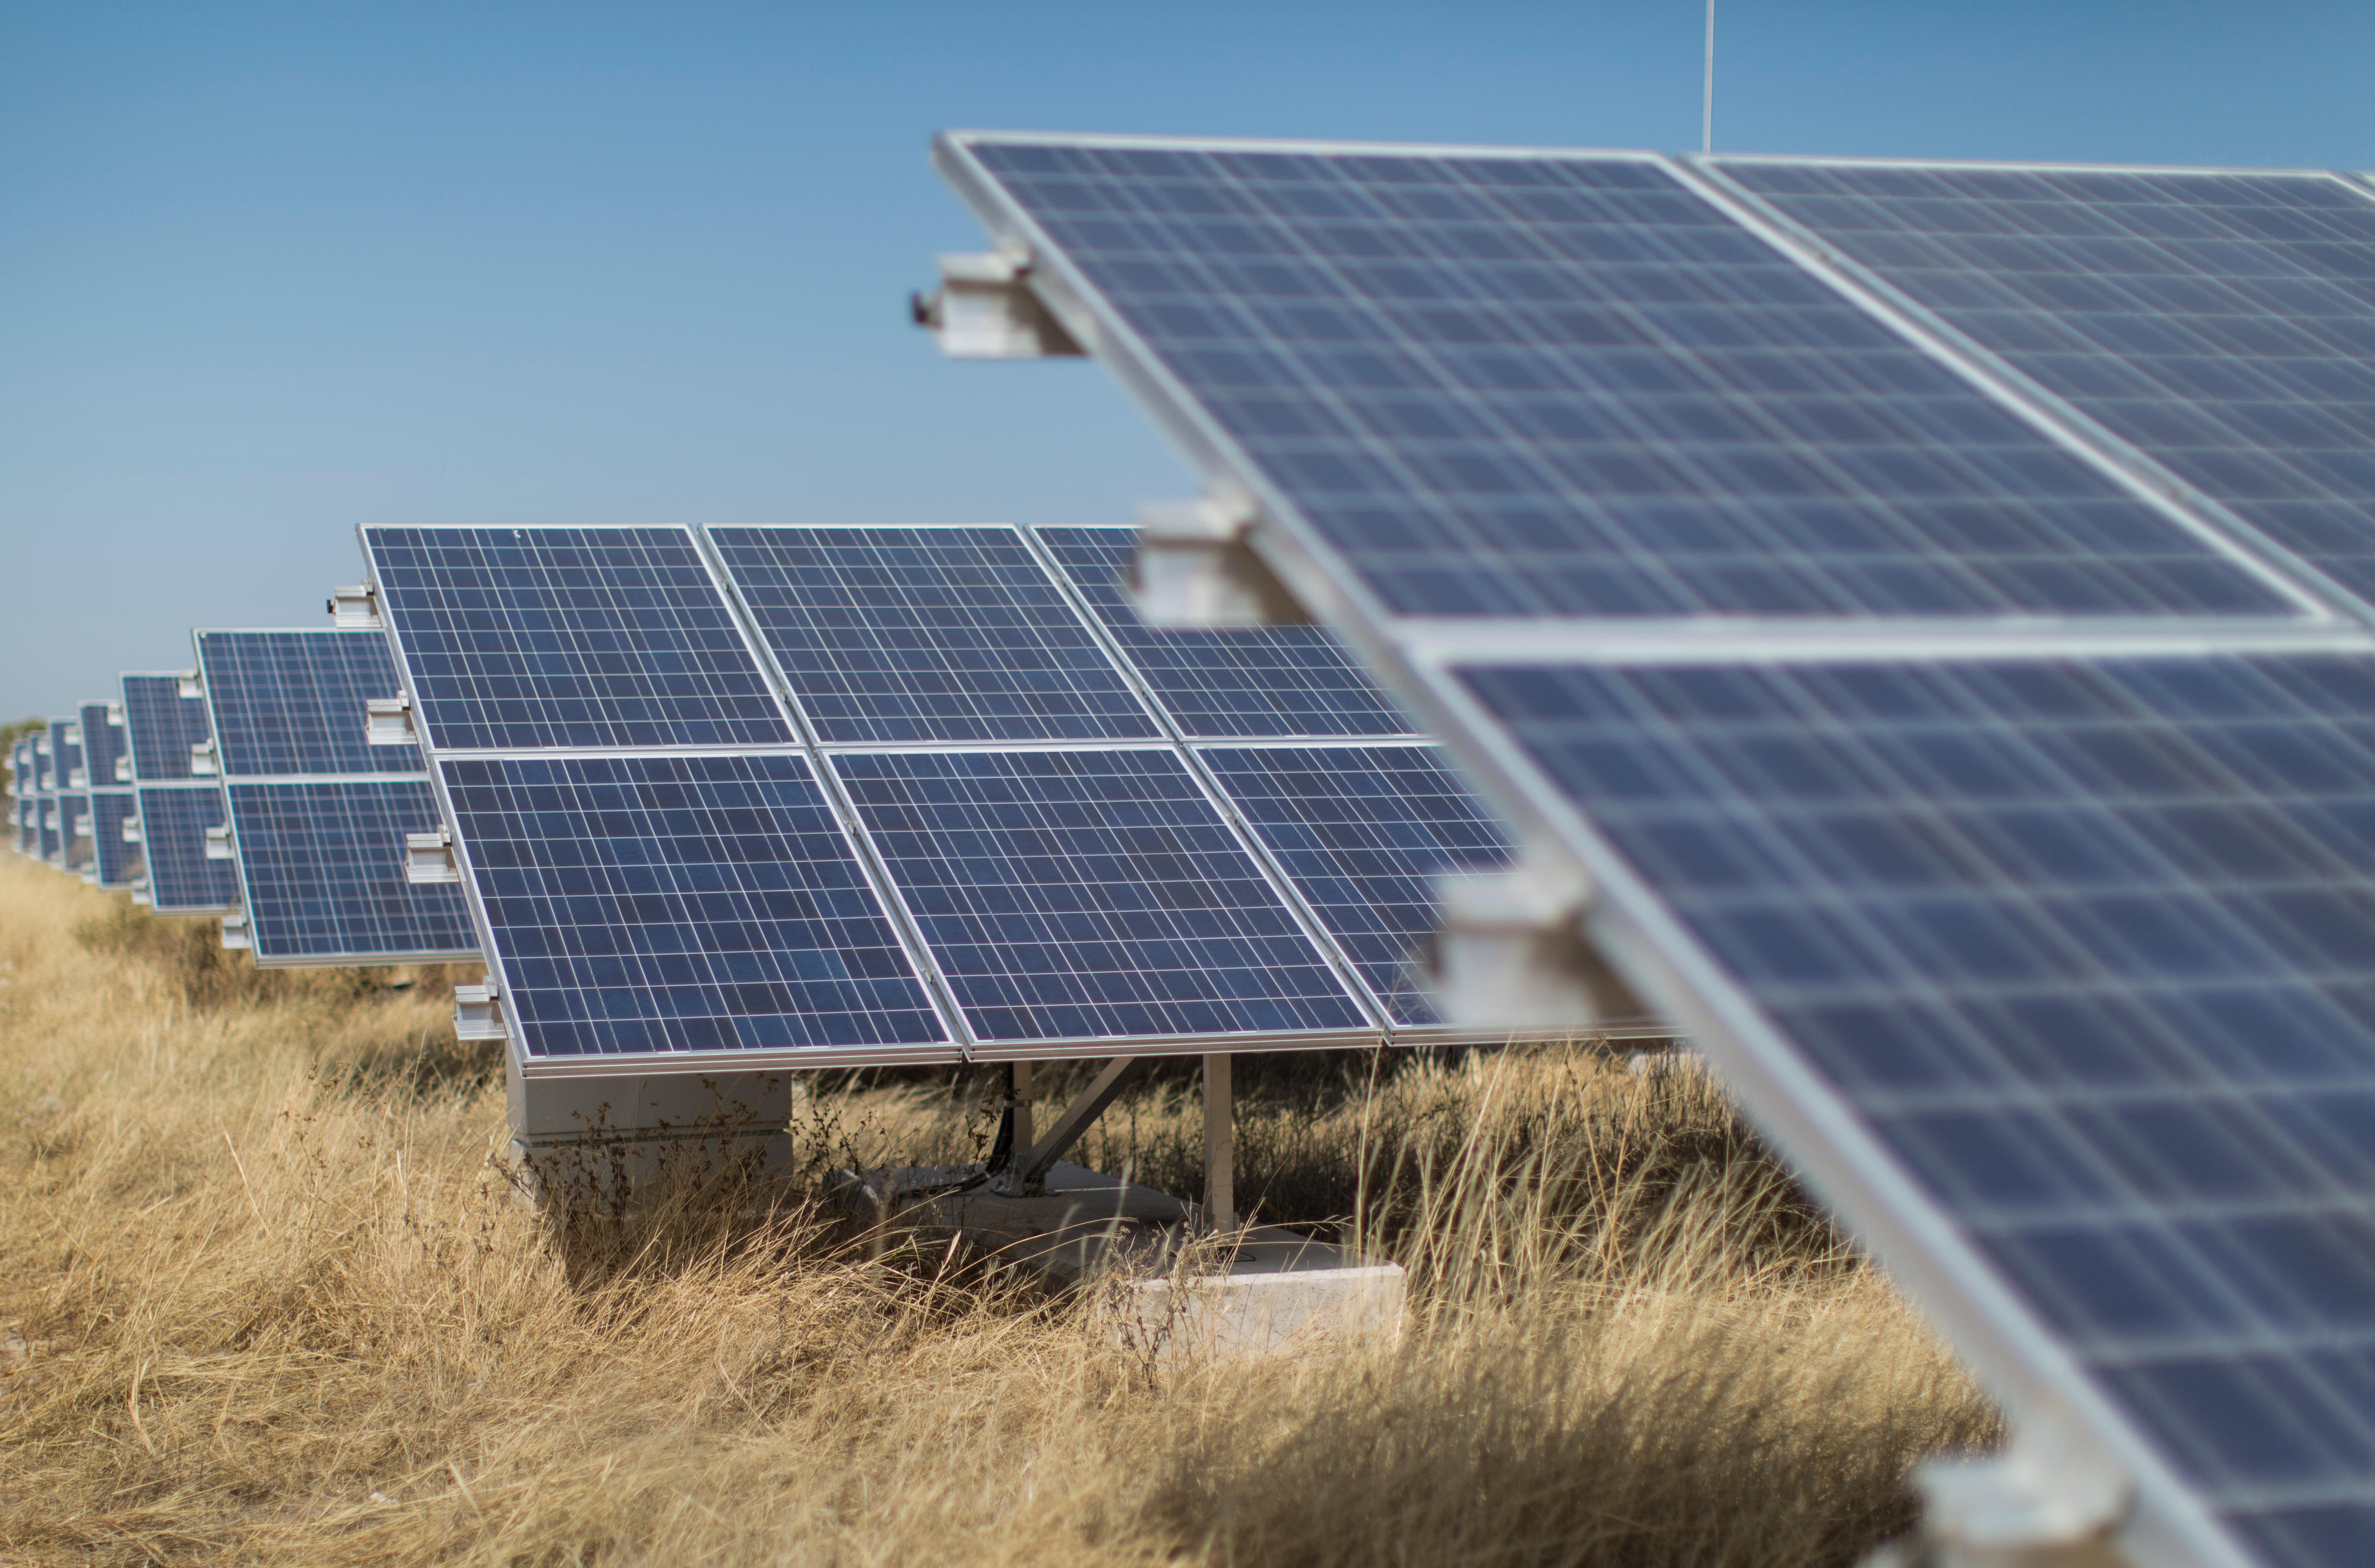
[[1702, 0, 1715, 155]]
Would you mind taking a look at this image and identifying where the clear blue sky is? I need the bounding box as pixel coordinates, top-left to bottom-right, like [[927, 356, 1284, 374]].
[[5, 2, 2371, 720]]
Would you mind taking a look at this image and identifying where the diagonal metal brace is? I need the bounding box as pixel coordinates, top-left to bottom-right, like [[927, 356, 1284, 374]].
[[990, 1056, 1145, 1196]]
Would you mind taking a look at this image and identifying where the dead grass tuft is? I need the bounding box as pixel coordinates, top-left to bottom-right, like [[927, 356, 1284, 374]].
[[0, 853, 1993, 1565]]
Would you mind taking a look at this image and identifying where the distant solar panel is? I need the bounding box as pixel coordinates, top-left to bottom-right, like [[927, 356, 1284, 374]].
[[942, 137, 2303, 622], [1714, 160, 2375, 607], [78, 701, 126, 788], [439, 752, 950, 1058], [1038, 527, 1418, 738], [137, 785, 241, 914], [224, 780, 474, 963], [56, 792, 90, 873], [362, 525, 796, 750], [14, 797, 32, 858], [834, 746, 1372, 1045], [87, 791, 140, 889], [708, 524, 1161, 743], [121, 671, 215, 781], [1199, 743, 1516, 1027], [49, 720, 81, 790], [30, 733, 52, 794], [195, 630, 422, 778]]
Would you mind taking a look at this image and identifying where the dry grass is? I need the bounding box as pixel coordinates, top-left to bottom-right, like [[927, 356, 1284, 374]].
[[0, 851, 1996, 1566]]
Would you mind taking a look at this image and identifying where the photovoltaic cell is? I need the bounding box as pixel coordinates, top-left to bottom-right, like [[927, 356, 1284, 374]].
[[955, 139, 2292, 620], [1201, 743, 1513, 1025], [364, 526, 795, 750], [122, 673, 214, 781], [224, 780, 474, 962], [835, 747, 1369, 1042], [439, 752, 947, 1057], [1038, 527, 1417, 738], [1460, 651, 2375, 1567], [1718, 161, 2375, 607], [708, 525, 1158, 743], [196, 631, 420, 778], [138, 785, 240, 913], [88, 792, 140, 889], [78, 702, 125, 788]]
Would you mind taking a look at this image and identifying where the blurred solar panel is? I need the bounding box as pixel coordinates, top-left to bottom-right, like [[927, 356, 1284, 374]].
[[834, 747, 1371, 1046], [1199, 743, 1516, 1026], [194, 630, 419, 778], [78, 701, 126, 788], [15, 796, 33, 857], [30, 731, 53, 793], [121, 671, 215, 781], [1715, 160, 2375, 606], [137, 785, 240, 914], [439, 752, 950, 1059], [944, 137, 2298, 622], [87, 791, 140, 889], [223, 780, 474, 964], [707, 524, 1160, 743], [49, 719, 81, 790], [1038, 527, 1418, 738], [362, 525, 795, 750], [56, 791, 91, 874]]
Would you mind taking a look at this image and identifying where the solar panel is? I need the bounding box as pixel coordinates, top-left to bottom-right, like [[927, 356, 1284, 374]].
[[14, 796, 32, 857], [136, 784, 241, 914], [936, 134, 2375, 1568], [77, 701, 126, 788], [49, 720, 81, 791], [1711, 160, 2375, 608], [707, 524, 1161, 743], [942, 137, 2305, 623], [362, 525, 796, 750], [832, 746, 1373, 1045], [224, 779, 475, 963], [30, 732, 52, 794], [1198, 743, 1517, 1027], [87, 791, 141, 889], [1037, 526, 1419, 738], [194, 631, 422, 778], [121, 671, 215, 781], [439, 752, 950, 1058], [56, 791, 91, 875]]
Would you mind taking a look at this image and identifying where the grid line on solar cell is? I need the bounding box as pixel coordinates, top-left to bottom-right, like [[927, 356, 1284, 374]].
[[88, 792, 140, 888], [197, 631, 420, 778], [1460, 651, 2375, 1563], [137, 785, 240, 913], [439, 752, 948, 1057], [1036, 526, 1418, 738], [366, 526, 795, 750], [78, 702, 126, 788], [956, 138, 2296, 622], [1200, 743, 1513, 1025], [225, 780, 474, 961], [834, 746, 1370, 1043], [121, 673, 214, 781], [1716, 160, 2375, 616], [708, 525, 1160, 744]]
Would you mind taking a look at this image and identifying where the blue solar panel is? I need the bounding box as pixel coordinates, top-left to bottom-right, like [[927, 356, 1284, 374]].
[[56, 793, 90, 873], [78, 702, 126, 788], [708, 525, 1161, 744], [834, 747, 1369, 1043], [138, 785, 240, 913], [49, 721, 81, 791], [1201, 743, 1514, 1025], [951, 138, 2295, 620], [121, 673, 214, 781], [196, 631, 420, 778], [363, 526, 795, 750], [1038, 527, 1418, 738], [1717, 161, 2375, 609], [224, 780, 475, 962], [1460, 651, 2375, 1566], [35, 797, 59, 861], [30, 734, 52, 793], [439, 752, 948, 1057], [88, 791, 140, 888], [15, 797, 32, 857]]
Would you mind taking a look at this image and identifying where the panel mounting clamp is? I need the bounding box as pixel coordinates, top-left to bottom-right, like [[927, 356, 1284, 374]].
[[1430, 856, 1645, 1030], [328, 584, 384, 630], [203, 823, 234, 860], [176, 670, 204, 701], [367, 693, 419, 747], [191, 739, 220, 777], [1132, 491, 1313, 628], [404, 826, 461, 885], [911, 248, 1087, 359], [1864, 1417, 2133, 1567], [219, 912, 251, 951], [454, 978, 506, 1043]]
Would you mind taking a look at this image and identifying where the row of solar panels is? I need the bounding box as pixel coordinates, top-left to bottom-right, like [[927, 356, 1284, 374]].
[[6, 523, 1665, 1069]]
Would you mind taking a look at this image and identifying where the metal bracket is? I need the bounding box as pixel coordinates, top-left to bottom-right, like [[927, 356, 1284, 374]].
[[454, 979, 507, 1043], [1866, 1419, 2133, 1567], [1130, 492, 1313, 628], [176, 671, 203, 701], [988, 1056, 1147, 1196], [122, 816, 142, 844], [328, 584, 384, 629], [1430, 858, 1645, 1029], [204, 824, 233, 860], [114, 755, 132, 783], [912, 249, 1087, 359], [191, 739, 219, 777], [368, 694, 419, 747], [220, 912, 251, 951], [405, 827, 461, 885]]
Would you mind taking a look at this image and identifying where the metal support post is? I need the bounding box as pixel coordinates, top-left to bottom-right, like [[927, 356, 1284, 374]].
[[991, 1056, 1147, 1196], [1011, 1059, 1034, 1155], [1204, 1053, 1234, 1231]]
